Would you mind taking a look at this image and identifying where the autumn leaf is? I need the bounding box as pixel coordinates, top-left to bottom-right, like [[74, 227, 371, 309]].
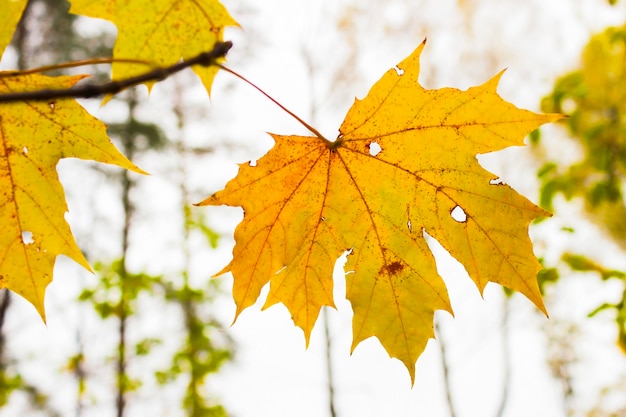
[[0, 0, 27, 58], [200, 40, 561, 382], [69, 0, 238, 95], [0, 73, 145, 319]]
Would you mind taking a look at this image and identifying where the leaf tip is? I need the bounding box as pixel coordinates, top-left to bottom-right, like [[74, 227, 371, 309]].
[[39, 311, 47, 325], [303, 330, 312, 349], [24, 291, 47, 324], [231, 307, 243, 327], [397, 355, 417, 386], [194, 195, 212, 207], [532, 293, 549, 317], [546, 112, 566, 124], [129, 164, 150, 176], [484, 69, 507, 92], [415, 38, 427, 56], [211, 263, 232, 278]]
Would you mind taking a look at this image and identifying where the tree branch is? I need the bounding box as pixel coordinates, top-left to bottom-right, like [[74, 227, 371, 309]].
[[494, 294, 512, 417], [435, 319, 458, 417], [322, 308, 338, 417], [0, 41, 232, 103]]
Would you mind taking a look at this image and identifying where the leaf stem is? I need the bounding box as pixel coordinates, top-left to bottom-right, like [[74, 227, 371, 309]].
[[218, 64, 334, 146], [0, 57, 156, 77]]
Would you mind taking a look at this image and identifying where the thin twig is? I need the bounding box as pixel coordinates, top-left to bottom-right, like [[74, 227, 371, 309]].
[[494, 294, 512, 417], [0, 290, 11, 362], [0, 41, 232, 102], [0, 57, 155, 77], [218, 64, 333, 146], [322, 308, 338, 417], [435, 319, 458, 417], [115, 91, 139, 417]]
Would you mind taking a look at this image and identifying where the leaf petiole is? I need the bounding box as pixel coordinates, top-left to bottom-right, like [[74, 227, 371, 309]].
[[0, 58, 156, 78], [218, 64, 334, 147]]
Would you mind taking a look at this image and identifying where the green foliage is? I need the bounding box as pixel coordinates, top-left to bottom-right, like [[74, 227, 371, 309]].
[[0, 368, 22, 406], [539, 26, 626, 241], [0, 367, 58, 416], [536, 262, 559, 294], [107, 118, 168, 153], [186, 208, 220, 249], [157, 281, 233, 417], [535, 24, 626, 353], [562, 253, 625, 281], [79, 260, 160, 319]]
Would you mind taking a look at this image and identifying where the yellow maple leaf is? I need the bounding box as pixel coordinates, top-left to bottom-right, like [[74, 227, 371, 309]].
[[0, 73, 145, 319], [69, 0, 238, 95], [0, 0, 28, 58], [199, 40, 561, 382]]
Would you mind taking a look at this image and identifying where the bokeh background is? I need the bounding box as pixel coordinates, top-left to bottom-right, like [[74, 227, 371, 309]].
[[1, 1, 626, 416]]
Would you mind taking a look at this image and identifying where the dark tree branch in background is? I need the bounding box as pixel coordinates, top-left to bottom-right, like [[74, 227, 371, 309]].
[[115, 91, 139, 417], [0, 41, 232, 103], [495, 295, 512, 417], [323, 308, 338, 417], [435, 320, 458, 417], [0, 291, 11, 364]]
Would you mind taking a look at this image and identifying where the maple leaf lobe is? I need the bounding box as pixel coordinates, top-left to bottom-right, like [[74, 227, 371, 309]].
[[69, 0, 238, 95], [0, 73, 144, 319], [0, 0, 27, 58]]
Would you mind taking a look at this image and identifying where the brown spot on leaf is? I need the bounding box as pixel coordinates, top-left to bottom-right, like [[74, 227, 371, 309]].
[[381, 261, 404, 276]]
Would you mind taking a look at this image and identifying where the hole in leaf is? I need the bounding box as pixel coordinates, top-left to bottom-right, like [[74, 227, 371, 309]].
[[490, 177, 505, 185], [48, 101, 56, 110], [368, 141, 382, 156], [450, 205, 467, 223], [22, 231, 34, 245], [249, 160, 257, 167], [275, 265, 286, 274], [344, 248, 356, 274], [406, 204, 413, 232], [22, 147, 28, 154], [393, 66, 405, 76], [344, 247, 355, 271]]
